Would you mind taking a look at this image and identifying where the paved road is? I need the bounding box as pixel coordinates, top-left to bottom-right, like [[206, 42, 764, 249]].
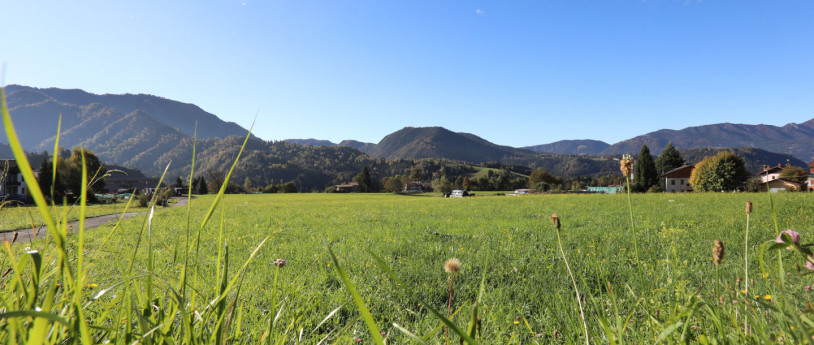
[[1, 197, 190, 244]]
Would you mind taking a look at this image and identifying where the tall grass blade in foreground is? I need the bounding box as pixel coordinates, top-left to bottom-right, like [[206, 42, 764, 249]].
[[744, 200, 752, 335], [326, 244, 385, 345], [619, 155, 641, 271], [49, 115, 61, 202], [1, 88, 64, 270], [550, 214, 589, 345]]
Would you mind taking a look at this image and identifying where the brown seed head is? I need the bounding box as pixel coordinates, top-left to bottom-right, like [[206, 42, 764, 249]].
[[713, 240, 725, 267], [619, 154, 634, 177], [444, 258, 462, 274], [746, 201, 753, 214], [549, 214, 561, 231]]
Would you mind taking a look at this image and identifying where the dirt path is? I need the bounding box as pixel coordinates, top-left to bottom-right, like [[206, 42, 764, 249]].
[[1, 197, 190, 244]]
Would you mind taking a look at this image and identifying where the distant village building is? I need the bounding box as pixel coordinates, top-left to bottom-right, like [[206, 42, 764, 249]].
[[763, 178, 805, 193], [334, 182, 359, 193], [448, 190, 469, 198], [586, 186, 624, 194], [756, 163, 807, 192], [403, 181, 432, 193], [513, 188, 535, 195], [808, 159, 814, 191], [757, 164, 785, 183], [661, 165, 694, 193], [0, 160, 33, 199], [104, 176, 162, 194]]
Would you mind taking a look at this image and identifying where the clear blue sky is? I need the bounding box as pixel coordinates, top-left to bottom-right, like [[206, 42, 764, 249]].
[[2, 1, 813, 147]]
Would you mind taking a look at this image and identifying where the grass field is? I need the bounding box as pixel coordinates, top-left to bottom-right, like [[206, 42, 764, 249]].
[[7, 191, 813, 343], [0, 201, 135, 232]]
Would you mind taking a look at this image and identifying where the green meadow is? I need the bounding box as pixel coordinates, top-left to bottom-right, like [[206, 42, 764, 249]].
[[0, 202, 132, 231], [7, 191, 813, 343]]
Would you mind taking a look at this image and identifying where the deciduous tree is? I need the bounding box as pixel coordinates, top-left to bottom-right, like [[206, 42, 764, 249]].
[[63, 148, 107, 198], [779, 166, 808, 183], [528, 168, 558, 191], [689, 151, 751, 192], [433, 176, 453, 195], [205, 169, 226, 193]]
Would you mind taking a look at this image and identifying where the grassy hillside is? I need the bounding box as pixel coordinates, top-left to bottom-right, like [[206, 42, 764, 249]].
[[470, 166, 529, 180]]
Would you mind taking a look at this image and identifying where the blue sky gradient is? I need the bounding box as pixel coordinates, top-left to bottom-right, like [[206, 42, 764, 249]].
[[2, 1, 813, 147]]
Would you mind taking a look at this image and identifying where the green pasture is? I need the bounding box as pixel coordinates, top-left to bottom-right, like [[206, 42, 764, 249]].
[[470, 166, 528, 179], [0, 201, 134, 232], [14, 191, 811, 343]]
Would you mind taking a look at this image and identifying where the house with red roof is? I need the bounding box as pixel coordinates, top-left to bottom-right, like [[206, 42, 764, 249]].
[[660, 165, 694, 193]]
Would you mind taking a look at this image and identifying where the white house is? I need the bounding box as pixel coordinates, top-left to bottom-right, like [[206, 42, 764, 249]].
[[661, 165, 694, 193], [757, 164, 785, 183], [0, 160, 32, 198]]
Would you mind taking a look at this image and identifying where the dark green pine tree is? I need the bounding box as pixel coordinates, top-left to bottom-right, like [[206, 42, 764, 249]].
[[36, 157, 65, 201], [633, 144, 659, 192], [353, 166, 373, 192], [196, 176, 209, 194], [655, 142, 685, 175]]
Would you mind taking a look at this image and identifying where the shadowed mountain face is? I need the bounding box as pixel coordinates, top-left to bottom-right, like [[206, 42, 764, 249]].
[[4, 85, 248, 140], [523, 140, 610, 155], [2, 85, 250, 175], [337, 140, 376, 154], [368, 126, 521, 162], [600, 120, 814, 161]]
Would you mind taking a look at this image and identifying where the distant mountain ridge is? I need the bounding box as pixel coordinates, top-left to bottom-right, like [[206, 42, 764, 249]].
[[1, 85, 250, 175], [4, 84, 812, 185], [679, 147, 806, 174], [4, 85, 247, 139], [600, 120, 814, 161], [523, 140, 610, 155], [368, 126, 522, 162], [283, 139, 336, 147], [337, 140, 376, 154]]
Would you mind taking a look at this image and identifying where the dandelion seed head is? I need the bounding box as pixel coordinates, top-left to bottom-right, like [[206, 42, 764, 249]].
[[444, 258, 462, 274]]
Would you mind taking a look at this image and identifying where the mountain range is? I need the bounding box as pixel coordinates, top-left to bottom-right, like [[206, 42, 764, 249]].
[[600, 120, 814, 161], [523, 140, 610, 156], [1, 85, 249, 175], [2, 85, 812, 184]]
